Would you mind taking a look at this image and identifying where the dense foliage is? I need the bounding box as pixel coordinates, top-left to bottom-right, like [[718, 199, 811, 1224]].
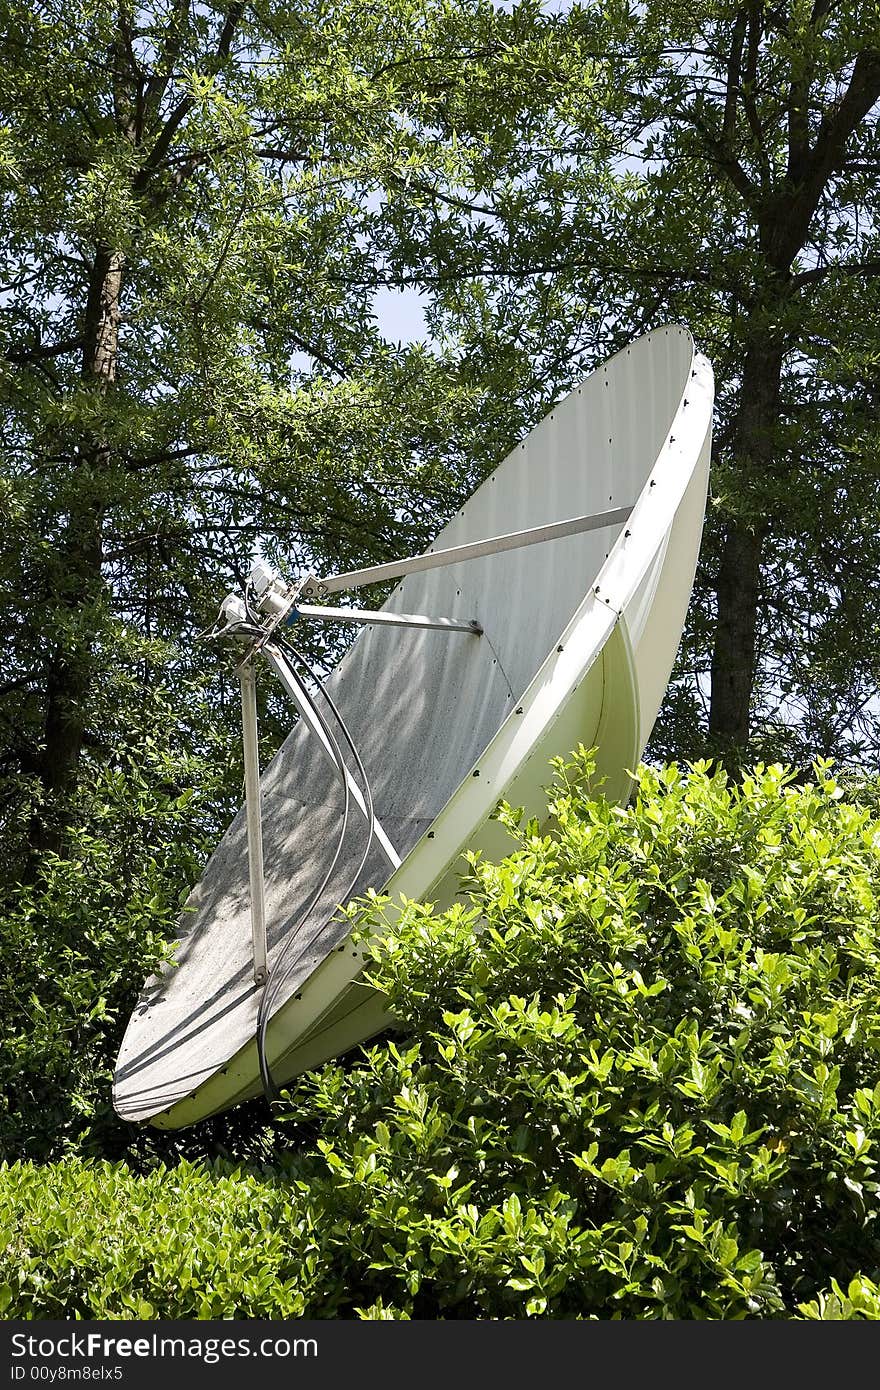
[[4, 757, 880, 1318], [0, 688, 227, 1161], [2, 0, 879, 1325], [0, 0, 576, 871], [4, 0, 879, 905]]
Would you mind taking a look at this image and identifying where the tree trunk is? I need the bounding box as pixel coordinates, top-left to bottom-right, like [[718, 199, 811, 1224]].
[[30, 246, 124, 855], [708, 521, 764, 751], [708, 327, 784, 756]]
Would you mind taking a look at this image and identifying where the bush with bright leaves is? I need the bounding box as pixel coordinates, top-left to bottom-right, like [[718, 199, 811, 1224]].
[[3, 754, 880, 1318]]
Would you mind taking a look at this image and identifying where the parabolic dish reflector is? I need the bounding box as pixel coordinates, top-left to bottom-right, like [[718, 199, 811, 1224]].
[[114, 325, 713, 1129]]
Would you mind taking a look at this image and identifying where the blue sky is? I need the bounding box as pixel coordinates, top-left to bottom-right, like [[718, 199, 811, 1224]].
[[373, 285, 429, 346]]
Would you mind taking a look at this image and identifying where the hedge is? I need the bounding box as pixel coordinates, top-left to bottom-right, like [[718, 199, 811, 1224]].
[[4, 755, 880, 1318]]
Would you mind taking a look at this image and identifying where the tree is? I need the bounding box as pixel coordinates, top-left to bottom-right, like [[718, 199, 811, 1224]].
[[393, 1, 880, 762], [571, 2, 880, 760], [0, 0, 585, 872], [621, 1, 880, 762]]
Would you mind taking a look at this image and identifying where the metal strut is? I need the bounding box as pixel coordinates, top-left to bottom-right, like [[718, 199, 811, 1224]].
[[304, 505, 633, 597], [254, 637, 388, 1103], [295, 602, 482, 635]]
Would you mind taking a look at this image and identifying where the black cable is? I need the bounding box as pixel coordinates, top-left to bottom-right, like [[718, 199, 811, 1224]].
[[243, 577, 260, 625], [278, 636, 378, 903]]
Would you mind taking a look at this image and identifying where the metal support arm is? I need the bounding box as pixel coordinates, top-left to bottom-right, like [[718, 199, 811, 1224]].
[[295, 602, 482, 634], [305, 505, 633, 597], [224, 501, 633, 992]]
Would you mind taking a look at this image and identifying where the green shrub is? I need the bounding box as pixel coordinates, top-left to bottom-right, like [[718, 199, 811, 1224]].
[[0, 771, 205, 1163], [799, 1275, 880, 1319], [0, 702, 250, 1165], [3, 756, 880, 1318], [285, 756, 880, 1317], [0, 1159, 328, 1318]]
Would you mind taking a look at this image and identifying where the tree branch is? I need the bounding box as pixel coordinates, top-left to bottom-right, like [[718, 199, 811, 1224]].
[[741, 1, 770, 185], [249, 320, 349, 376], [722, 9, 748, 145], [142, 0, 195, 128], [4, 335, 84, 366], [791, 256, 880, 289], [780, 48, 880, 261], [135, 2, 244, 196], [678, 101, 760, 208]]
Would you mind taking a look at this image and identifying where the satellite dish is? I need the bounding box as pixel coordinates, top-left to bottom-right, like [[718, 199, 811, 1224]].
[[114, 325, 713, 1129]]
